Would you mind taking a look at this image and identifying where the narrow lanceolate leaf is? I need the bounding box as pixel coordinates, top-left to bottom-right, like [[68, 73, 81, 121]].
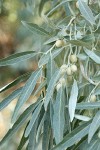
[[22, 21, 49, 36], [42, 108, 50, 150], [0, 51, 37, 66], [76, 102, 100, 110], [53, 87, 65, 144], [38, 47, 64, 67], [39, 0, 49, 15], [78, 0, 95, 25], [0, 102, 39, 146], [84, 49, 100, 64], [0, 88, 22, 111], [12, 69, 42, 123], [88, 110, 100, 143], [0, 72, 31, 93], [75, 114, 91, 122], [17, 123, 29, 150], [68, 40, 91, 49], [25, 102, 43, 137], [68, 80, 78, 122], [44, 69, 60, 110], [47, 56, 56, 85], [28, 119, 38, 150], [51, 121, 91, 150], [33, 80, 47, 96]]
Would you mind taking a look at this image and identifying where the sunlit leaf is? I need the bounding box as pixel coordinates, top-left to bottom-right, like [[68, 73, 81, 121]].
[[25, 102, 43, 137], [0, 51, 37, 66], [22, 21, 49, 35], [44, 69, 60, 110], [0, 102, 39, 146], [88, 110, 100, 143], [0, 72, 31, 93], [12, 69, 42, 123], [84, 49, 100, 64], [51, 121, 91, 150], [78, 0, 95, 25], [38, 47, 64, 67], [68, 79, 78, 122], [0, 88, 22, 111], [53, 87, 65, 144]]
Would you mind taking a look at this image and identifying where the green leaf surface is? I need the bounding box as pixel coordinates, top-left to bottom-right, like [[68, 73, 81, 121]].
[[84, 49, 100, 64], [28, 118, 38, 150], [0, 51, 37, 66], [12, 69, 42, 123], [38, 47, 64, 67], [22, 21, 49, 36], [33, 80, 47, 96], [25, 102, 43, 137], [53, 87, 65, 144], [0, 88, 22, 111], [0, 102, 39, 146], [51, 121, 91, 150], [47, 56, 56, 85], [17, 123, 29, 150], [78, 0, 95, 25], [42, 108, 50, 150], [88, 110, 100, 143], [68, 40, 91, 49], [39, 0, 49, 15], [0, 72, 31, 93], [68, 80, 78, 122], [75, 102, 100, 110], [44, 69, 60, 110]]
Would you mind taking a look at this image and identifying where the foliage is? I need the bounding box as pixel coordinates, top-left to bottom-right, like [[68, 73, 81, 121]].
[[0, 0, 100, 149]]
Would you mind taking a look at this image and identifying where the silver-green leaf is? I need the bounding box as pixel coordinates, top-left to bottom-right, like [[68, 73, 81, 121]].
[[44, 69, 60, 110], [84, 49, 100, 64], [68, 79, 78, 122], [53, 87, 65, 144], [78, 0, 95, 25], [88, 110, 100, 143], [12, 69, 42, 123], [0, 51, 37, 66]]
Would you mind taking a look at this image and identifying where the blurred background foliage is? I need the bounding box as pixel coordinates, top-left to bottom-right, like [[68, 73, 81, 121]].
[[0, 0, 100, 149]]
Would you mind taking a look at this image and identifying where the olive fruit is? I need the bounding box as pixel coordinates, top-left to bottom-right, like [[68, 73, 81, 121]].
[[59, 78, 66, 86], [71, 64, 77, 72], [55, 39, 65, 48], [66, 67, 72, 75], [60, 64, 67, 75], [56, 83, 62, 91], [70, 55, 77, 63], [90, 94, 96, 102]]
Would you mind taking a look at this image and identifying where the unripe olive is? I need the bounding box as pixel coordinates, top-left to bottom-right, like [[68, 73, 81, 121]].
[[71, 64, 77, 72], [76, 1, 79, 8], [90, 94, 96, 102], [59, 78, 66, 86], [55, 39, 65, 48], [60, 64, 67, 75], [56, 83, 62, 91], [66, 67, 72, 75], [70, 55, 77, 63]]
